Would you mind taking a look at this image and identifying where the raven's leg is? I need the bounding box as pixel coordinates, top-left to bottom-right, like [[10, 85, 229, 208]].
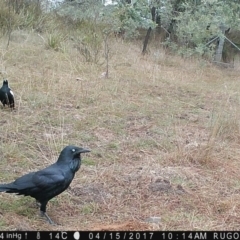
[[41, 211, 55, 225], [36, 200, 40, 207], [40, 201, 56, 225]]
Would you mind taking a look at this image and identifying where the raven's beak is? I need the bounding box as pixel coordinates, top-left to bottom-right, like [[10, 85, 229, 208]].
[[80, 148, 91, 153], [73, 148, 90, 158]]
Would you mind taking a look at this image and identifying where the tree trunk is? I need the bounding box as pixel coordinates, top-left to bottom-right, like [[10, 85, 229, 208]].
[[214, 23, 229, 62], [214, 36, 225, 62], [142, 27, 152, 55]]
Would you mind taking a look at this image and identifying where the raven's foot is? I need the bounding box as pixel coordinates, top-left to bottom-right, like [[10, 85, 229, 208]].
[[40, 211, 58, 225]]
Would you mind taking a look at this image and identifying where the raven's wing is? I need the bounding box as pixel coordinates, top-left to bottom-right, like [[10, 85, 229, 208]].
[[0, 164, 72, 202], [0, 166, 67, 198], [31, 166, 71, 201], [32, 166, 66, 189]]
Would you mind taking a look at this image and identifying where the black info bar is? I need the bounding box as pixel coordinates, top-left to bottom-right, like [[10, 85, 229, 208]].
[[0, 231, 238, 240]]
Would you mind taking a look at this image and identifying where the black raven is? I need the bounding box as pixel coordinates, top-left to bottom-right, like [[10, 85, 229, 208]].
[[0, 79, 14, 109], [0, 145, 90, 224]]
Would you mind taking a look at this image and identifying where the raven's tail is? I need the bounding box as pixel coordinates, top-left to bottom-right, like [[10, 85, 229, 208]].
[[5, 93, 9, 106], [0, 183, 19, 193]]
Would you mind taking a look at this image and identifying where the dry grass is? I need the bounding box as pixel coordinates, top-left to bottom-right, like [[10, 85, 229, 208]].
[[0, 30, 240, 230]]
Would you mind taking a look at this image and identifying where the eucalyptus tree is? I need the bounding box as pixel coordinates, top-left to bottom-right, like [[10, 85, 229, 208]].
[[145, 0, 240, 60], [165, 0, 240, 60]]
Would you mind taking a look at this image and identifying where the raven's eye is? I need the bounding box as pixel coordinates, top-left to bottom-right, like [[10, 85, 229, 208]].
[[72, 149, 76, 152]]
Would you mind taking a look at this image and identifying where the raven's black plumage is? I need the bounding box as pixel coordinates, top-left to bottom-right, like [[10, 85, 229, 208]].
[[0, 80, 14, 109], [0, 145, 90, 224]]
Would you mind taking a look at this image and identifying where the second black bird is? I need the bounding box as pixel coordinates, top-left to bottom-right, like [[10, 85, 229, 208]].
[[0, 79, 14, 109], [0, 145, 90, 224]]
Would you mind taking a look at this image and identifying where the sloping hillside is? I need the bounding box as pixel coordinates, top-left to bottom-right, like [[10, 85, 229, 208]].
[[0, 31, 240, 230]]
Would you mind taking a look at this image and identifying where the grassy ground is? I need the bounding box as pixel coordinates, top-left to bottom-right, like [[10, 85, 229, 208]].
[[0, 30, 240, 230]]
